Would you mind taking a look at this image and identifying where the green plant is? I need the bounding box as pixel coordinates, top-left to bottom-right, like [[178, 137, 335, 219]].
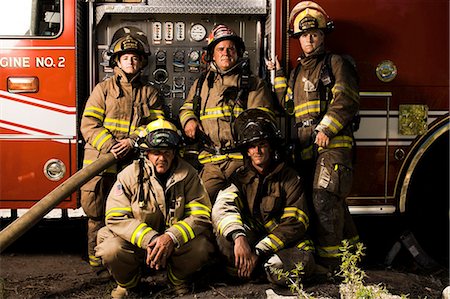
[[337, 240, 408, 299], [269, 262, 315, 299]]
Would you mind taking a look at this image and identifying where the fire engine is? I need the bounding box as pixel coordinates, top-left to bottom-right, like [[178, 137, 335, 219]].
[[0, 0, 448, 263]]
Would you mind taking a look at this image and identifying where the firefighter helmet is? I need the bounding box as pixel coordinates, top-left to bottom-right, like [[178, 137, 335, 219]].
[[288, 1, 334, 37], [233, 109, 281, 149], [108, 27, 151, 68], [138, 119, 181, 150], [204, 24, 245, 62]]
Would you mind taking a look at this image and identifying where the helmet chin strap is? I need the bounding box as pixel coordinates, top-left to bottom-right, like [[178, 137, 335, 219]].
[[211, 58, 246, 75]]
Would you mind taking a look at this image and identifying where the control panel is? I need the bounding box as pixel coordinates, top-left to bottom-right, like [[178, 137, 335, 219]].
[[95, 13, 262, 121]]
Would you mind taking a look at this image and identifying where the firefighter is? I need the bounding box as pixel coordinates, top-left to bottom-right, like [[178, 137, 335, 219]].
[[211, 109, 315, 285], [179, 24, 275, 203], [95, 119, 215, 298], [80, 27, 165, 269], [267, 1, 360, 271]]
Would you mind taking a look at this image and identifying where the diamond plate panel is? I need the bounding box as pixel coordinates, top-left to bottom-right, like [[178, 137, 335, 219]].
[[96, 0, 266, 24]]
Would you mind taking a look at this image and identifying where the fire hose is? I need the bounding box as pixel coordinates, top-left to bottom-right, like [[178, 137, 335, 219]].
[[0, 153, 117, 253]]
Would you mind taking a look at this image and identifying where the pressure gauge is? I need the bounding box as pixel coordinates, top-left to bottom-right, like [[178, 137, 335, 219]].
[[190, 24, 207, 42], [189, 50, 200, 61]]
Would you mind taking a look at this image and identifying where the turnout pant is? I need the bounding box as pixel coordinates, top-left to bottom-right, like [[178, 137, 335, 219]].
[[311, 148, 359, 269], [80, 174, 115, 266], [96, 227, 215, 288]]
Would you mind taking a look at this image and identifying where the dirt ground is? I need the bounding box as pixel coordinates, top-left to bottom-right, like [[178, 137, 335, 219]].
[[0, 218, 448, 299]]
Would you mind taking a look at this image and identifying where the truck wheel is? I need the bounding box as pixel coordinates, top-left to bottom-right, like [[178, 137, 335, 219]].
[[404, 131, 449, 267]]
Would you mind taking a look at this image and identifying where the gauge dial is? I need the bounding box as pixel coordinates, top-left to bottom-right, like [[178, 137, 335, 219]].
[[190, 24, 207, 42], [189, 50, 200, 61]]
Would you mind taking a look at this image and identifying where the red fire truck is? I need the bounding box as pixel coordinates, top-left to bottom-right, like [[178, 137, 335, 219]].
[[0, 0, 448, 263]]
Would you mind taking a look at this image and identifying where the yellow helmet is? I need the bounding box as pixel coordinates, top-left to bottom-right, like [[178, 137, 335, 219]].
[[138, 119, 181, 150], [108, 27, 151, 68], [289, 1, 334, 37]]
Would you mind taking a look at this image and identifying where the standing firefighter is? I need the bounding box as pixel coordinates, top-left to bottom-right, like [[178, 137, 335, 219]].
[[80, 27, 164, 269], [268, 1, 360, 270], [212, 109, 315, 285], [95, 119, 214, 298], [179, 24, 274, 203]]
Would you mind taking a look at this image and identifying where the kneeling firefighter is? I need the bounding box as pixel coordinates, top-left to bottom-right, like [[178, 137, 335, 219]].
[[95, 118, 215, 298], [212, 109, 315, 285]]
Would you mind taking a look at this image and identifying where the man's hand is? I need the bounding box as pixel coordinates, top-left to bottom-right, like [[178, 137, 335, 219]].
[[111, 138, 133, 159], [265, 55, 281, 71], [146, 234, 174, 270], [234, 236, 258, 278], [184, 119, 203, 139], [314, 131, 330, 148]]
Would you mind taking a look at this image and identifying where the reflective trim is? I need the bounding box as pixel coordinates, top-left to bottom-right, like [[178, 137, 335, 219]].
[[264, 219, 278, 232], [218, 214, 243, 235], [185, 202, 211, 217], [274, 77, 287, 89], [294, 100, 320, 117], [257, 107, 275, 118], [83, 106, 105, 122], [281, 207, 309, 228], [296, 239, 315, 252], [180, 110, 196, 122], [332, 83, 359, 102], [320, 114, 343, 134], [199, 106, 244, 120], [117, 273, 140, 288], [105, 207, 133, 220], [92, 129, 113, 150], [316, 244, 340, 258], [284, 87, 293, 102], [104, 117, 133, 133], [131, 223, 153, 247], [150, 109, 165, 119], [317, 236, 359, 258], [137, 227, 153, 248], [173, 220, 195, 243], [261, 233, 284, 251], [324, 135, 353, 149], [168, 265, 186, 285], [89, 255, 102, 267], [198, 153, 243, 164]]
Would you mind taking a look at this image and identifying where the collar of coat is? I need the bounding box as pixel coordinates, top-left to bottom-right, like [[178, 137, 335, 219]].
[[235, 161, 286, 185], [142, 156, 190, 189], [109, 66, 142, 99]]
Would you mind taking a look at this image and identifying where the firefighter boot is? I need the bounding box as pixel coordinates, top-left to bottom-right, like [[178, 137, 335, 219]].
[[88, 218, 104, 267]]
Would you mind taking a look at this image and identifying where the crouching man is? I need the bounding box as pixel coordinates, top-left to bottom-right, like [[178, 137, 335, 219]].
[[95, 119, 215, 298], [211, 109, 315, 286]]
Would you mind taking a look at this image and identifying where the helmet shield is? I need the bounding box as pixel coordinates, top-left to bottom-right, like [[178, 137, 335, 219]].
[[140, 129, 180, 150], [138, 119, 181, 150], [233, 109, 281, 149]]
